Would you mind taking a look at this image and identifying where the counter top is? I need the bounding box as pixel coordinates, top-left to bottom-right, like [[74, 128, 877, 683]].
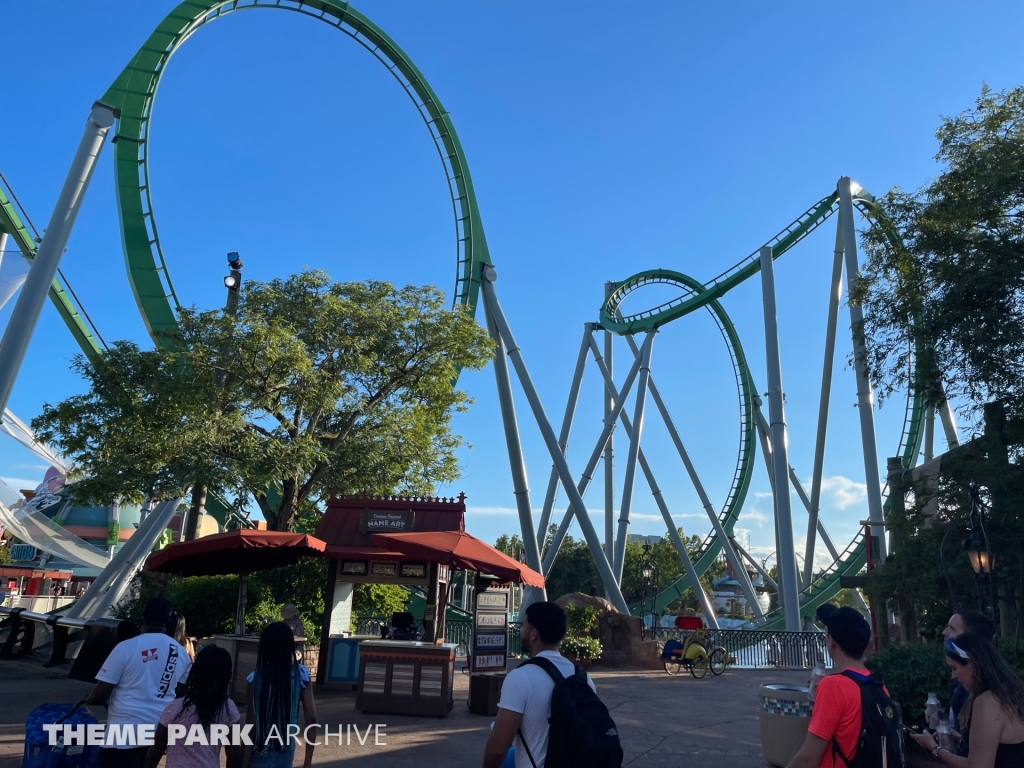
[[358, 640, 458, 650]]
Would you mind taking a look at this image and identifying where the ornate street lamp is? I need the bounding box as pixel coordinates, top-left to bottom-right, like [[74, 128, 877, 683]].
[[640, 542, 657, 640]]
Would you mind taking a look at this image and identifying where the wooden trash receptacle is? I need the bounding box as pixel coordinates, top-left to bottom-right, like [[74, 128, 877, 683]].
[[356, 640, 457, 716]]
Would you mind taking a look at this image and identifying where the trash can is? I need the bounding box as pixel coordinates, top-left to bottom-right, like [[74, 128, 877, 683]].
[[469, 672, 506, 716], [759, 684, 812, 767]]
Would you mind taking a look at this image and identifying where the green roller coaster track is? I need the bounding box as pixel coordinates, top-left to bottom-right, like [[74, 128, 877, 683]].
[[2, 0, 925, 625], [602, 190, 927, 626]]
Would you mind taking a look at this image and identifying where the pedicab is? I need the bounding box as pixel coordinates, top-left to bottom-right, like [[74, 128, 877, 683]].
[[659, 616, 729, 678]]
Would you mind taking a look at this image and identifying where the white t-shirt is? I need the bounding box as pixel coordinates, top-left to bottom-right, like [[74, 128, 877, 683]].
[[96, 632, 193, 746], [497, 651, 597, 768]]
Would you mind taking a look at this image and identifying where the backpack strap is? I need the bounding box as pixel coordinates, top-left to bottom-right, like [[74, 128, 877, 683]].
[[518, 655, 569, 684], [517, 727, 539, 768]]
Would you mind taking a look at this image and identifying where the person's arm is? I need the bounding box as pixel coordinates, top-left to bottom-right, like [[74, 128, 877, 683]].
[[785, 733, 828, 768], [299, 684, 318, 768], [965, 693, 1004, 768], [84, 681, 115, 707], [483, 708, 523, 768], [910, 731, 968, 767], [144, 725, 169, 768]]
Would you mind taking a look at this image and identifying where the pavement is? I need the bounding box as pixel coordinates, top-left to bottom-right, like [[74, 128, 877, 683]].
[[0, 656, 809, 767]]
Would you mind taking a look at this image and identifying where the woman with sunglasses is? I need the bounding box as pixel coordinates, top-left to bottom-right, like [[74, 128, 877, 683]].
[[912, 633, 1024, 766]]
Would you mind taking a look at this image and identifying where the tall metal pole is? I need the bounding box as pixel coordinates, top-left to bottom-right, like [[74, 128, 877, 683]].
[[0, 232, 8, 275], [603, 282, 616, 561], [759, 245, 802, 632], [484, 302, 546, 605], [923, 407, 936, 462], [536, 325, 591, 543], [542, 341, 646, 573], [613, 331, 655, 582], [938, 398, 960, 450], [838, 177, 887, 563], [0, 102, 116, 415], [620, 333, 763, 616], [481, 268, 629, 613], [803, 222, 845, 587]]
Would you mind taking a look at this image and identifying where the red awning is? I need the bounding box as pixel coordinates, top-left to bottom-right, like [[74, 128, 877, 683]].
[[147, 529, 327, 577], [324, 545, 409, 560], [369, 530, 545, 588]]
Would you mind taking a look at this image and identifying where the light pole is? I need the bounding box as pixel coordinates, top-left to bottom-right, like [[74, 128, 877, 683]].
[[640, 541, 656, 639], [966, 483, 996, 622]]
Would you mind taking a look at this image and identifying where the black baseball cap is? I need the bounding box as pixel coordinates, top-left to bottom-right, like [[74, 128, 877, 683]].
[[816, 603, 871, 658], [142, 597, 174, 626]]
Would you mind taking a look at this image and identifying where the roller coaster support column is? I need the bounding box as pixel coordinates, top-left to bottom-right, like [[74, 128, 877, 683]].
[[483, 297, 547, 606], [0, 233, 7, 272], [804, 222, 845, 588], [542, 338, 646, 575], [0, 102, 115, 415], [535, 326, 591, 543], [604, 282, 615, 561], [481, 267, 630, 613], [587, 344, 722, 625], [924, 407, 936, 462], [939, 398, 960, 450], [613, 331, 655, 582], [621, 334, 763, 618], [760, 245, 802, 632], [838, 177, 887, 563]]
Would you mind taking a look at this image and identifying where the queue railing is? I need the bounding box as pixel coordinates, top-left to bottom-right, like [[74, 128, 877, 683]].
[[650, 627, 831, 670]]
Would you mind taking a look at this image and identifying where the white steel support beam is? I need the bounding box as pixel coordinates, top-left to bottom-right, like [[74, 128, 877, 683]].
[[619, 333, 763, 617], [613, 331, 655, 582], [759, 245, 802, 632], [733, 538, 778, 592], [804, 222, 845, 588], [484, 302, 547, 605], [924, 407, 936, 462], [838, 177, 887, 563], [536, 324, 592, 543], [481, 268, 630, 613], [0, 102, 115, 415], [603, 282, 615, 561], [542, 340, 647, 574], [939, 398, 960, 450]]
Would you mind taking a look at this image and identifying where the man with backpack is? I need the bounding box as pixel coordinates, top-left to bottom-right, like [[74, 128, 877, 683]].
[[482, 601, 623, 768], [786, 604, 904, 768]]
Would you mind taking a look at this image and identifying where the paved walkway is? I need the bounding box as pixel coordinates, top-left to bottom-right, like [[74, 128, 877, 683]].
[[0, 657, 808, 767]]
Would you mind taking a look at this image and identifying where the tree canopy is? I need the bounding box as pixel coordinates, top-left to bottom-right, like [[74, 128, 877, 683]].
[[855, 85, 1024, 425], [34, 271, 494, 531]]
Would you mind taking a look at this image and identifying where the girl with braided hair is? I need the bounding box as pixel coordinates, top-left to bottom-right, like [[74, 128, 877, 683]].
[[242, 622, 318, 768], [145, 644, 241, 768]]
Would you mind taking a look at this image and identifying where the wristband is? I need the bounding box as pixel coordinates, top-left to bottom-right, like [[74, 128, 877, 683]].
[[932, 745, 947, 757]]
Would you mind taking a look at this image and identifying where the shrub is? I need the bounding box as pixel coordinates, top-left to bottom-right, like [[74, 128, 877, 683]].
[[866, 644, 951, 726], [564, 604, 600, 636], [561, 635, 602, 660]]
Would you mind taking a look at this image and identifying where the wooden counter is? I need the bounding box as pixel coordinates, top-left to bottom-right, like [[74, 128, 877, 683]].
[[356, 640, 457, 716], [206, 634, 260, 704]]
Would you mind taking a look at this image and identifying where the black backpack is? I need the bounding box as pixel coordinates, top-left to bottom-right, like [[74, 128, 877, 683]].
[[516, 656, 623, 768], [831, 670, 906, 768]]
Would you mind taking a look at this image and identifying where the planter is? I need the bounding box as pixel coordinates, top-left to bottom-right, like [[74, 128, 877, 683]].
[[759, 684, 811, 767], [565, 655, 594, 669]]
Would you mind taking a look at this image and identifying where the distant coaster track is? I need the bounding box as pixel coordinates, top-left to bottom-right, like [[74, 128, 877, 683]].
[[599, 189, 925, 625]]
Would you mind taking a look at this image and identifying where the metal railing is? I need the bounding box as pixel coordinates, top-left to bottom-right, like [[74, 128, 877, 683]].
[[353, 616, 522, 657], [651, 627, 831, 670]]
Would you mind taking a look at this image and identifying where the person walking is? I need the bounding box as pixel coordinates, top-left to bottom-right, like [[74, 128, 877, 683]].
[[911, 633, 1024, 767], [483, 601, 607, 768], [242, 622, 317, 768], [144, 645, 241, 768], [86, 598, 193, 768], [786, 604, 903, 768]]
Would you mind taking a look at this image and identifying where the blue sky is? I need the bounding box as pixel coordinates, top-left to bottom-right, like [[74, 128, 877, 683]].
[[2, 1, 1022, 569]]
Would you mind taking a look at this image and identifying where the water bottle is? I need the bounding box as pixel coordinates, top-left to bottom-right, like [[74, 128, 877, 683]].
[[808, 662, 827, 703], [926, 692, 941, 731], [938, 714, 952, 750]]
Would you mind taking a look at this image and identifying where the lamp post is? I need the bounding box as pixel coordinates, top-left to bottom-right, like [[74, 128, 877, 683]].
[[966, 483, 996, 621], [640, 541, 656, 639]]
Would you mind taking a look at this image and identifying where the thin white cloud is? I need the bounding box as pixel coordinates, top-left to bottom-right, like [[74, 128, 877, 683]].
[[819, 475, 867, 510], [466, 506, 522, 517], [744, 508, 770, 524], [1, 476, 40, 493], [754, 491, 774, 501]]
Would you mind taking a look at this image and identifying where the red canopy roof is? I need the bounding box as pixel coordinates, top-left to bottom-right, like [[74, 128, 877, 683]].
[[146, 529, 327, 577], [369, 530, 545, 588]]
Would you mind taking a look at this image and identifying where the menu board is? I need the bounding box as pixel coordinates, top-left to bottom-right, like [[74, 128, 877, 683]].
[[472, 585, 510, 673]]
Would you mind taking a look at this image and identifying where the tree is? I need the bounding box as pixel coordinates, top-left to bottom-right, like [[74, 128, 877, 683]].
[[855, 85, 1024, 426], [34, 271, 495, 531]]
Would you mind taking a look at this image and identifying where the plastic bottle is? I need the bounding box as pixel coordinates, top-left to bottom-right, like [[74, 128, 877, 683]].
[[808, 662, 827, 703], [938, 714, 951, 750], [926, 692, 941, 731]]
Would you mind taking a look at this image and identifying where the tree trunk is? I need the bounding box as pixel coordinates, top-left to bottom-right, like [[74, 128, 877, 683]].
[[185, 484, 207, 541]]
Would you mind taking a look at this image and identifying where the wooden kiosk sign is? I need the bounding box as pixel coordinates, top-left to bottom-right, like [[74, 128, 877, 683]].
[[473, 585, 510, 672]]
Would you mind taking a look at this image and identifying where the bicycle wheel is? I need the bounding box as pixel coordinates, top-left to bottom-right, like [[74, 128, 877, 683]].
[[690, 651, 709, 679], [710, 647, 728, 675], [664, 660, 683, 676]]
